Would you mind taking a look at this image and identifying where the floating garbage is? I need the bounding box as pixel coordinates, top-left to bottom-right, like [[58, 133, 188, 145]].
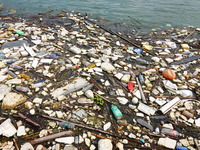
[[0, 11, 199, 150]]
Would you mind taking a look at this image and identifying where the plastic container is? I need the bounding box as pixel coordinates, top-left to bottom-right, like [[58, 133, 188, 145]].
[[111, 105, 123, 120], [161, 128, 182, 136]]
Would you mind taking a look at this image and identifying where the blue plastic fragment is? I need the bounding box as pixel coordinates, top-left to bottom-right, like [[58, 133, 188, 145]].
[[35, 79, 46, 84], [139, 139, 145, 143], [44, 53, 58, 59], [6, 58, 18, 64], [53, 52, 62, 56], [134, 48, 143, 53], [175, 146, 188, 150]]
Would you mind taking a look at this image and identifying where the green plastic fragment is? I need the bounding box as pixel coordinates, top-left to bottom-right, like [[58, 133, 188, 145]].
[[90, 95, 104, 105], [14, 30, 24, 35]]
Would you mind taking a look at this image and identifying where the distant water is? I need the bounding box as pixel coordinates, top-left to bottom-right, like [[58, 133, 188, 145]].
[[1, 0, 200, 30]]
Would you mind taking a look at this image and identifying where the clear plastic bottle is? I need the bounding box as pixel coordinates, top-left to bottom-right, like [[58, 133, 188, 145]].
[[161, 128, 182, 136], [16, 86, 30, 92], [136, 58, 150, 65], [7, 70, 17, 78]]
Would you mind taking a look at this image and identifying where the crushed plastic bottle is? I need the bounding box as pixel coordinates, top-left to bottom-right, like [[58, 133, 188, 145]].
[[161, 128, 182, 136], [16, 86, 30, 92]]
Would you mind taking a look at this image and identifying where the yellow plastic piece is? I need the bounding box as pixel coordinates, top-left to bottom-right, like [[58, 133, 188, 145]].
[[181, 44, 190, 49], [87, 64, 96, 69], [142, 44, 153, 50], [7, 28, 15, 31], [20, 74, 31, 80]]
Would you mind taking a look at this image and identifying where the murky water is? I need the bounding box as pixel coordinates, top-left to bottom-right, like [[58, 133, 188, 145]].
[[1, 0, 200, 30]]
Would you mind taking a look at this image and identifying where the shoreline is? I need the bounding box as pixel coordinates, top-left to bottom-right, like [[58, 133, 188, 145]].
[[0, 11, 200, 150]]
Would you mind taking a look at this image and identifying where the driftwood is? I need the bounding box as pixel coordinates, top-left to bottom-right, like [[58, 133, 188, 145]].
[[17, 113, 40, 127]]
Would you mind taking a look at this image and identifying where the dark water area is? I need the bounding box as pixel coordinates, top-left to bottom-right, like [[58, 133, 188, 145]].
[[0, 0, 200, 31]]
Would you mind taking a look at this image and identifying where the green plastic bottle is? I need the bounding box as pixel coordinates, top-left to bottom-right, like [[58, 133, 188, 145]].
[[111, 105, 123, 119]]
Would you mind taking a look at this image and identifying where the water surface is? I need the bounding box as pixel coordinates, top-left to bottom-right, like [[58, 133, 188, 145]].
[[1, 0, 200, 30]]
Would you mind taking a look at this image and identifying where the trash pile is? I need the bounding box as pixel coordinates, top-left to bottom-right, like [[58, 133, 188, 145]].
[[0, 12, 200, 150]]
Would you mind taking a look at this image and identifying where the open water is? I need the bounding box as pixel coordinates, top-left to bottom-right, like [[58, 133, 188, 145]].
[[0, 0, 200, 30]]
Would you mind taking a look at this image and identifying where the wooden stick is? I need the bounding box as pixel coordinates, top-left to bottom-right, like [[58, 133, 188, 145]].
[[29, 131, 73, 145], [17, 113, 40, 127], [93, 92, 116, 104], [13, 138, 20, 150]]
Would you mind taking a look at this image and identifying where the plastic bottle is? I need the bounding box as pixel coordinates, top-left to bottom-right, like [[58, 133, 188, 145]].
[[7, 70, 17, 78], [182, 110, 194, 118], [161, 128, 182, 136], [136, 58, 150, 65], [135, 64, 147, 70], [16, 86, 30, 92], [138, 74, 145, 84], [111, 105, 123, 120], [31, 82, 45, 88], [9, 65, 23, 70]]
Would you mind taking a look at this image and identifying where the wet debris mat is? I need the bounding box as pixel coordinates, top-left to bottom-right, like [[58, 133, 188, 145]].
[[0, 11, 200, 150]]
